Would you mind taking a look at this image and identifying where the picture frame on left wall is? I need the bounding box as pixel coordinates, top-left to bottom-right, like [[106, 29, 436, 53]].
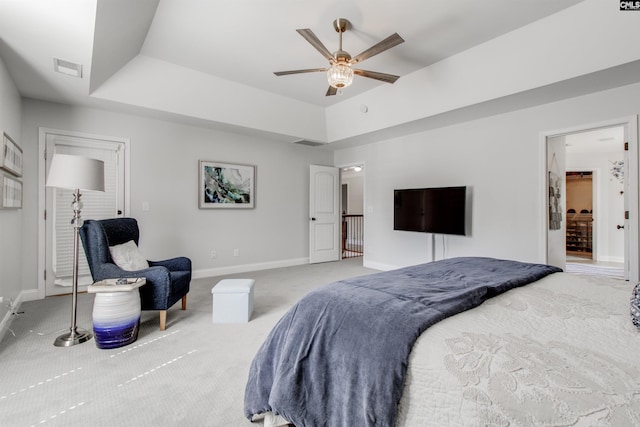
[[0, 132, 23, 177], [1, 171, 23, 209], [199, 160, 256, 209]]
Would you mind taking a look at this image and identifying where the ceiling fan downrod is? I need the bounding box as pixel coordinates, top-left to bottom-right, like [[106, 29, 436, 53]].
[[327, 18, 353, 89], [332, 18, 351, 63]]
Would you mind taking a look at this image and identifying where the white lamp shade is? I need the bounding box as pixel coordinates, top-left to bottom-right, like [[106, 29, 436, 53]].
[[46, 154, 105, 192]]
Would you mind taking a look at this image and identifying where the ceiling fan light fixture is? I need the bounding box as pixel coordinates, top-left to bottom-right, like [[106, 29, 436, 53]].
[[327, 62, 353, 88], [276, 18, 403, 96]]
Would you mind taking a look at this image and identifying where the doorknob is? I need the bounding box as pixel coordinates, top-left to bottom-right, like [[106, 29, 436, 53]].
[[311, 217, 316, 221], [617, 224, 624, 229]]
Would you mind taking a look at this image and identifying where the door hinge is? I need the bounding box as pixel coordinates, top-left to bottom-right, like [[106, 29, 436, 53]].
[[44, 209, 47, 221], [624, 141, 629, 151], [625, 210, 630, 220], [44, 270, 46, 281]]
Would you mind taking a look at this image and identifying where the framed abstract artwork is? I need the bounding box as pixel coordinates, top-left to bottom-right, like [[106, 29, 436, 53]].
[[199, 160, 255, 209], [1, 132, 23, 177]]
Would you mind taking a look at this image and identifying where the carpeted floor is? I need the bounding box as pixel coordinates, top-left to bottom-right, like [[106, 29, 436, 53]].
[[0, 258, 376, 427], [565, 263, 624, 278], [565, 260, 624, 279]]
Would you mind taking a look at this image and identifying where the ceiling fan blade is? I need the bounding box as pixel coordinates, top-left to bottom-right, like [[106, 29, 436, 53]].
[[274, 68, 327, 76], [326, 86, 338, 96], [354, 69, 400, 84], [297, 29, 335, 62], [350, 33, 404, 64]]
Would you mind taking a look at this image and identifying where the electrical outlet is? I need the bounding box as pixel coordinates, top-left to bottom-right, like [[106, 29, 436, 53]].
[[233, 248, 239, 257], [210, 250, 217, 259]]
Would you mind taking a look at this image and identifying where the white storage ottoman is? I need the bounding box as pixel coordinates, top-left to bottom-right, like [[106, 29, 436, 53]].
[[211, 278, 255, 323]]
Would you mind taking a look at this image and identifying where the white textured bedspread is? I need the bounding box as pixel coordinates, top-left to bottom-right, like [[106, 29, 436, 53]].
[[395, 273, 640, 426]]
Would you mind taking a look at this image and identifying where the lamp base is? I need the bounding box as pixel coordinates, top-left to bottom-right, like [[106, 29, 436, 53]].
[[53, 327, 93, 347]]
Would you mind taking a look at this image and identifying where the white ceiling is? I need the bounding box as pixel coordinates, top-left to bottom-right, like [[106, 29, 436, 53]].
[[0, 1, 581, 106], [139, 0, 583, 107], [565, 126, 624, 154], [3, 0, 638, 148]]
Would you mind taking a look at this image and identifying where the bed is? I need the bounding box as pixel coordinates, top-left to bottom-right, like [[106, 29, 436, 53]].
[[244, 257, 640, 426]]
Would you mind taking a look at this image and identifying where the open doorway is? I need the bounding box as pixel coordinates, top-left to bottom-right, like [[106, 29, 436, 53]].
[[565, 129, 625, 278], [547, 124, 629, 280], [565, 171, 594, 260], [340, 165, 364, 259]]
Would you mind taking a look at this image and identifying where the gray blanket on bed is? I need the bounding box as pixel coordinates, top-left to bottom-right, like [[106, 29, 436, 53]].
[[244, 257, 562, 427]]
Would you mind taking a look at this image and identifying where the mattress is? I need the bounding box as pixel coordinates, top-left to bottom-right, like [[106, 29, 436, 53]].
[[245, 257, 561, 426], [395, 272, 640, 426]]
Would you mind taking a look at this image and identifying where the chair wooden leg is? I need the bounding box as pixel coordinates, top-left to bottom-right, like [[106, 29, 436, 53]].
[[181, 295, 187, 310], [159, 310, 167, 331]]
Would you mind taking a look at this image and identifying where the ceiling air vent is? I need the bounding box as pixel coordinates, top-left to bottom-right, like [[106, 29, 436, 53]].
[[293, 139, 324, 147], [53, 58, 83, 78]]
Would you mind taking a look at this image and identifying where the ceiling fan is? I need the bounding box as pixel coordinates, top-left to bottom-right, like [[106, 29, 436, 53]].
[[274, 18, 405, 96]]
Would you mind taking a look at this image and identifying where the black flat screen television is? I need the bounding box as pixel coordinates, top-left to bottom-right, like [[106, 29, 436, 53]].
[[394, 186, 467, 235]]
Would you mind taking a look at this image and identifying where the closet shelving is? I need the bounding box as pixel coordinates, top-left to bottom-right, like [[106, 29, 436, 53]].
[[566, 214, 592, 254]]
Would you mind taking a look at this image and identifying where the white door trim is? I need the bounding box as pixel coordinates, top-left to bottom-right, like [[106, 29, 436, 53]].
[[37, 127, 131, 299], [336, 160, 366, 262], [540, 115, 638, 282]]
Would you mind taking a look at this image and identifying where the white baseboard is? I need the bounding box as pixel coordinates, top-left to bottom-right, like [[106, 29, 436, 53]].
[[193, 257, 309, 280], [345, 238, 364, 245], [0, 289, 35, 344], [20, 289, 40, 302], [363, 260, 397, 271], [0, 310, 12, 343], [595, 256, 624, 264]]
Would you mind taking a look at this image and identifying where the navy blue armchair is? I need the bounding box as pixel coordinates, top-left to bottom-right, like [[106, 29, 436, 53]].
[[80, 218, 191, 330]]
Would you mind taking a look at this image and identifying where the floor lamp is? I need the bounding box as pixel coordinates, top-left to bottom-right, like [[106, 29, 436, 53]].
[[46, 154, 105, 347]]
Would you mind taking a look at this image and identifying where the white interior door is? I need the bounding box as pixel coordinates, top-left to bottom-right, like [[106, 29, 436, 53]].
[[45, 133, 127, 296], [546, 135, 567, 271], [309, 165, 340, 264]]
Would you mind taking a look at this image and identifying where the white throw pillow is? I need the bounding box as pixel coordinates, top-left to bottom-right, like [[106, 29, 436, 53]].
[[109, 240, 149, 271]]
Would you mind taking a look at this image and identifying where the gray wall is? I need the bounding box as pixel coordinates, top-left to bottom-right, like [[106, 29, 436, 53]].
[[335, 82, 640, 271], [341, 171, 363, 215], [0, 55, 22, 331], [3, 68, 640, 336], [19, 99, 333, 297]]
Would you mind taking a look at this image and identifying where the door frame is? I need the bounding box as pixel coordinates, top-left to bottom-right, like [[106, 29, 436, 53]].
[[37, 128, 131, 299], [541, 116, 638, 282], [336, 161, 366, 260]]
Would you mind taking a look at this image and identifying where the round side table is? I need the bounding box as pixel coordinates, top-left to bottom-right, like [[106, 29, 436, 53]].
[[88, 278, 146, 349]]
